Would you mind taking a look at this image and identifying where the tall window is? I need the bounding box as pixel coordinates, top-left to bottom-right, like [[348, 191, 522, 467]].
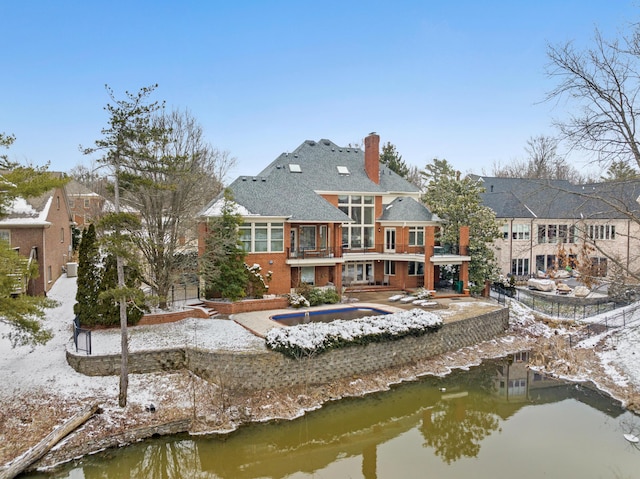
[[409, 227, 424, 246], [0, 230, 9, 244], [339, 195, 374, 248], [384, 260, 395, 275], [300, 225, 316, 250], [319, 225, 328, 250], [342, 262, 373, 283], [408, 261, 424, 275], [591, 257, 608, 276], [588, 224, 615, 240], [538, 224, 578, 244], [239, 222, 284, 253], [511, 258, 529, 276], [301, 266, 315, 284], [512, 224, 530, 240]]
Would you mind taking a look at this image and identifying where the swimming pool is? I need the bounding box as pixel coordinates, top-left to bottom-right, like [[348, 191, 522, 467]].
[[271, 306, 390, 326]]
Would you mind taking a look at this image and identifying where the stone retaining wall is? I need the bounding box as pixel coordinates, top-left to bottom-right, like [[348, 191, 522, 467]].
[[67, 308, 509, 389], [67, 349, 186, 376]]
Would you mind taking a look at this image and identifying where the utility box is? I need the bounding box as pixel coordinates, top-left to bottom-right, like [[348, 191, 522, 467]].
[[66, 262, 78, 277]]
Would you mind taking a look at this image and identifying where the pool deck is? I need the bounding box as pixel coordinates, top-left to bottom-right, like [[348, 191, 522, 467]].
[[233, 302, 406, 338], [232, 291, 502, 338]]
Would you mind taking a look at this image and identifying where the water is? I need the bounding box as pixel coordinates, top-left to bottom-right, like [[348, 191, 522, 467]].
[[25, 355, 640, 478], [271, 306, 388, 326]]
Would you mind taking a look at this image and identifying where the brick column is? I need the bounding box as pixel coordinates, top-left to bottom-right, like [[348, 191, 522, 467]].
[[424, 226, 436, 291], [459, 226, 470, 294]]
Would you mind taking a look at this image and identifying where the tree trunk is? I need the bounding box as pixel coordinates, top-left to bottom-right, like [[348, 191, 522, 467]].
[[0, 403, 100, 479], [117, 255, 128, 408]]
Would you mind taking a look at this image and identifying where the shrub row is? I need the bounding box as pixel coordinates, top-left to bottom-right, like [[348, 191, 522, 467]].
[[265, 308, 443, 358]]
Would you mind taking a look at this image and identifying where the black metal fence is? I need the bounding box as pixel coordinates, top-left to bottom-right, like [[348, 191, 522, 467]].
[[491, 284, 622, 320], [73, 315, 92, 355], [167, 282, 200, 307], [491, 284, 640, 347]]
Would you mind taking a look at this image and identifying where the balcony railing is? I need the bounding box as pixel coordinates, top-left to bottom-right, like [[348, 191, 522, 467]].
[[342, 243, 425, 255], [287, 246, 342, 259], [432, 244, 468, 256], [285, 244, 467, 259]]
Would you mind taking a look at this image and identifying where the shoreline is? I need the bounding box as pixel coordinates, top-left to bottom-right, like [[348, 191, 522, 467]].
[[14, 315, 640, 474], [2, 294, 640, 475]]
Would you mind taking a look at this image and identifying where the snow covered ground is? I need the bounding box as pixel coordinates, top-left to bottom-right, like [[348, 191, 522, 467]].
[[0, 275, 264, 403], [1, 275, 639, 406]]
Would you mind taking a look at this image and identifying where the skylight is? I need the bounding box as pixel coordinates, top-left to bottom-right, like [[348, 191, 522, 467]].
[[337, 166, 350, 175], [289, 164, 302, 173]]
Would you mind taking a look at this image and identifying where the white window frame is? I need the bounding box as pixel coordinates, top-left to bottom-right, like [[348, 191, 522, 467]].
[[339, 195, 374, 249], [512, 224, 530, 240], [409, 227, 424, 246], [239, 222, 285, 253]]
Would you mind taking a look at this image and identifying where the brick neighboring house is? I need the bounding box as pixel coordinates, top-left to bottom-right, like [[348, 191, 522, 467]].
[[477, 176, 640, 280], [66, 179, 106, 226], [0, 185, 75, 295], [198, 133, 471, 296]]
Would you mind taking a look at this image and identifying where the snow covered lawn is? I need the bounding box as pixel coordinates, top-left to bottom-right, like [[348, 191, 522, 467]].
[[88, 317, 266, 355], [0, 275, 264, 403]]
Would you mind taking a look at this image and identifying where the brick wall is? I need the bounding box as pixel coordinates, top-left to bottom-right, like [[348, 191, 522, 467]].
[[137, 308, 210, 326], [67, 308, 508, 388], [203, 297, 289, 315]]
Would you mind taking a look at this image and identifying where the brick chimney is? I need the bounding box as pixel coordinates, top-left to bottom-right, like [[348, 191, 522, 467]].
[[364, 132, 380, 184]]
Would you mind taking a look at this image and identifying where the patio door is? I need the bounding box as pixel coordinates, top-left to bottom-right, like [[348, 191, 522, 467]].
[[384, 228, 396, 252]]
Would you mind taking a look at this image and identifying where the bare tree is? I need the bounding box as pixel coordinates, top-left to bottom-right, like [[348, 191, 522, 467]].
[[546, 27, 640, 170], [121, 109, 235, 309], [491, 135, 589, 182], [541, 23, 640, 285]]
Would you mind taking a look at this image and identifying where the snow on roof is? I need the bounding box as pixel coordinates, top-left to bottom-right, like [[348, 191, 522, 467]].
[[200, 197, 256, 217], [0, 195, 52, 227]]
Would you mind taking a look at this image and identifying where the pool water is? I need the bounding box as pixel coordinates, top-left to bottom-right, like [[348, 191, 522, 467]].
[[271, 307, 390, 326]]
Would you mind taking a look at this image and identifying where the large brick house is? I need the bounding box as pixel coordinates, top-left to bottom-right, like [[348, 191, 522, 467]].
[[477, 176, 640, 279], [198, 133, 471, 296], [65, 179, 106, 227], [0, 185, 75, 295]]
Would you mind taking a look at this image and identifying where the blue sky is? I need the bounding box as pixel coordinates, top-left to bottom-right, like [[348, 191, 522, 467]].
[[1, 1, 638, 182]]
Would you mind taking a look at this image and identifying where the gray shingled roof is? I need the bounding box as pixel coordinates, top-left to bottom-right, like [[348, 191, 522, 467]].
[[201, 138, 427, 221], [378, 197, 436, 222], [477, 176, 640, 220], [222, 171, 353, 222], [258, 139, 420, 194]]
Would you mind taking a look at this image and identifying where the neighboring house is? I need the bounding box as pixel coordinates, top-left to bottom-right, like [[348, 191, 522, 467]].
[[0, 185, 75, 295], [477, 176, 640, 279], [198, 133, 471, 296], [65, 179, 106, 226]]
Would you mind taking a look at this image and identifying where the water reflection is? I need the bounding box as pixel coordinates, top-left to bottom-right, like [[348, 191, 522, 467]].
[[28, 353, 634, 479]]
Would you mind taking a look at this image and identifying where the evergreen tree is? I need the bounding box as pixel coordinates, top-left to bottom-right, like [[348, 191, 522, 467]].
[[379, 141, 410, 178], [74, 224, 101, 326], [82, 84, 162, 407], [600, 160, 639, 181], [200, 189, 248, 301], [422, 159, 501, 294]]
